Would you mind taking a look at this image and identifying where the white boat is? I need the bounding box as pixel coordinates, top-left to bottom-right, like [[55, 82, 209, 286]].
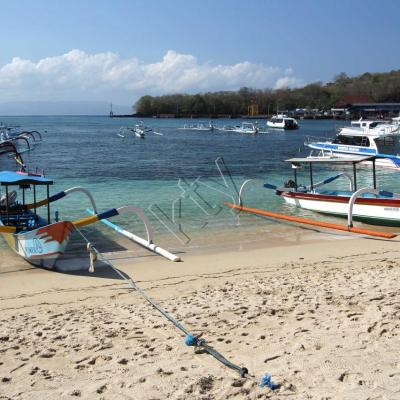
[[218, 122, 259, 134], [306, 118, 400, 169], [130, 122, 152, 138], [0, 170, 180, 271], [263, 156, 400, 227], [178, 121, 214, 131], [267, 114, 299, 130]]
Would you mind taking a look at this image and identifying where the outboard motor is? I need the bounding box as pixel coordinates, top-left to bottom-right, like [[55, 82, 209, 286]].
[[284, 179, 297, 188]]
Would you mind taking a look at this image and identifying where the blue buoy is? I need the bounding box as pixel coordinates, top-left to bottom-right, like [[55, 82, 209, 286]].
[[259, 373, 279, 390], [184, 334, 198, 346]]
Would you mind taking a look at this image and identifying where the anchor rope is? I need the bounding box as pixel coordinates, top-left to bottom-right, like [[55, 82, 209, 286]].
[[73, 226, 252, 379]]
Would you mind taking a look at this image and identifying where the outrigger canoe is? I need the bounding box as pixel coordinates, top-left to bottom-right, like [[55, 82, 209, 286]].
[[0, 170, 179, 270], [264, 155, 400, 227]]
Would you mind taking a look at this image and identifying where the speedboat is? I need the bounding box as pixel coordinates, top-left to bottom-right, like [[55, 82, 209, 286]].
[[306, 118, 400, 169], [267, 114, 299, 130], [263, 155, 400, 226]]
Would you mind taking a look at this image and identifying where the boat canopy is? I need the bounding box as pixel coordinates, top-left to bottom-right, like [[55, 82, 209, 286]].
[[0, 171, 53, 186], [285, 156, 376, 165], [284, 156, 378, 191]]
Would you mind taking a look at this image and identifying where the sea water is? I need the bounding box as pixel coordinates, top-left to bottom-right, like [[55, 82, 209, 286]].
[[1, 116, 399, 252]]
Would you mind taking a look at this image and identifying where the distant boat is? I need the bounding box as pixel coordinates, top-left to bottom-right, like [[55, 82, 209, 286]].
[[129, 121, 152, 138], [218, 122, 259, 134], [267, 114, 299, 130], [178, 121, 214, 131]]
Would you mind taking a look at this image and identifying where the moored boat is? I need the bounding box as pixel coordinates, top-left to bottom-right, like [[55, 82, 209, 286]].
[[218, 122, 259, 134], [178, 121, 214, 131], [0, 170, 179, 270], [264, 156, 400, 226], [267, 114, 299, 130], [306, 118, 400, 169]]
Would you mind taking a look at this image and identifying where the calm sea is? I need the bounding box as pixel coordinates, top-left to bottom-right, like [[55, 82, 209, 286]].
[[1, 116, 399, 249]]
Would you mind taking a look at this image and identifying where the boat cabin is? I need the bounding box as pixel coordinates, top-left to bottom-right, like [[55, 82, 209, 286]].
[[0, 171, 53, 233]]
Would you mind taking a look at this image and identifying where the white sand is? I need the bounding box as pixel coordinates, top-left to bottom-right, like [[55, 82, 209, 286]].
[[0, 229, 399, 399]]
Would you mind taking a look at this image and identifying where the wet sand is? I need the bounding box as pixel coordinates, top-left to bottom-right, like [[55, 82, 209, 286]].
[[0, 224, 399, 399]]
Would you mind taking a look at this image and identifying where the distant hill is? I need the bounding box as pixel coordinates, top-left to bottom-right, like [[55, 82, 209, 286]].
[[0, 101, 132, 116]]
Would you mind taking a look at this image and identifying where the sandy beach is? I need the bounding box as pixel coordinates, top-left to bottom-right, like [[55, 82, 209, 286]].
[[0, 226, 399, 400]]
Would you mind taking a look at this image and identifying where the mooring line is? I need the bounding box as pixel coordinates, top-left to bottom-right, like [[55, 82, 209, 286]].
[[74, 226, 279, 389]]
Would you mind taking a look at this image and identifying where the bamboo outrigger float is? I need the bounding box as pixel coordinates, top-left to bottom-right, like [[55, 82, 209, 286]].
[[0, 170, 180, 270]]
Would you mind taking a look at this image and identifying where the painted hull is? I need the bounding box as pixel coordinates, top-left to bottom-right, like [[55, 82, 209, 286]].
[[0, 221, 74, 269], [280, 191, 400, 226]]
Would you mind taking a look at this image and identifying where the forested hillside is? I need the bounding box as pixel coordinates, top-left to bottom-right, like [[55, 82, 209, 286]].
[[134, 70, 400, 116]]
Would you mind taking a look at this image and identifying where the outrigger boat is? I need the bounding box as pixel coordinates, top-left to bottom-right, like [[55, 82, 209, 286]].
[[226, 155, 400, 239], [127, 122, 152, 138], [178, 121, 214, 132], [263, 156, 400, 227], [0, 170, 180, 271], [217, 122, 259, 134]]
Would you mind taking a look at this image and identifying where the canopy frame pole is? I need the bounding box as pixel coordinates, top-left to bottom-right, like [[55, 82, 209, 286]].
[[309, 163, 314, 191], [373, 158, 376, 189], [46, 184, 50, 224], [33, 186, 37, 215], [353, 163, 357, 191], [5, 184, 9, 225]]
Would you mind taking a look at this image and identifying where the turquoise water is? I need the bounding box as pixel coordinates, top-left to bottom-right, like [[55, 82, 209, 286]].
[[1, 116, 400, 248]]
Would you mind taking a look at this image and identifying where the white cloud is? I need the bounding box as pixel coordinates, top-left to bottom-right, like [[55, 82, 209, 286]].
[[0, 50, 303, 103]]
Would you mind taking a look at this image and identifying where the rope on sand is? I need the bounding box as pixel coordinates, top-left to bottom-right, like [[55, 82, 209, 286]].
[[74, 226, 279, 389]]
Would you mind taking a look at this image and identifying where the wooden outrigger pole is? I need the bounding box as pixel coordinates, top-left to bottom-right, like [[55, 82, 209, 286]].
[[225, 202, 397, 239]]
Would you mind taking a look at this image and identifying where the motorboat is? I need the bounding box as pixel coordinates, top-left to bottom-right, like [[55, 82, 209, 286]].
[[262, 155, 400, 226], [306, 118, 400, 169], [337, 118, 399, 136], [267, 114, 299, 130]]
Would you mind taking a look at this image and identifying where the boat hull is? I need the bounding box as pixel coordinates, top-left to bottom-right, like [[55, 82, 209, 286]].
[[0, 221, 74, 269], [280, 191, 400, 226]]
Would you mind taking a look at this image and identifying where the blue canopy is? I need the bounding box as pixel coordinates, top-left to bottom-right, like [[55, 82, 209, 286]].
[[0, 171, 53, 186]]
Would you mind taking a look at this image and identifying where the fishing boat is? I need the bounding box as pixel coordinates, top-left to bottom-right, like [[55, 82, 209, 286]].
[[0, 170, 180, 271], [218, 122, 259, 134], [178, 121, 214, 131], [306, 118, 400, 169], [127, 121, 152, 138], [267, 114, 299, 130], [262, 155, 400, 226]]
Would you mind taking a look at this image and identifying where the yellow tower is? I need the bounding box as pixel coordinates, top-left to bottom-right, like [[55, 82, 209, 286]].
[[248, 100, 259, 116]]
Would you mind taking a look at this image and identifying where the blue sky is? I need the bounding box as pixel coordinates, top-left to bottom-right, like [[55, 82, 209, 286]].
[[0, 0, 399, 106]]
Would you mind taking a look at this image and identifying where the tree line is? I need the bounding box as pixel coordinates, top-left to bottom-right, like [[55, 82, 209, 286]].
[[134, 70, 400, 117]]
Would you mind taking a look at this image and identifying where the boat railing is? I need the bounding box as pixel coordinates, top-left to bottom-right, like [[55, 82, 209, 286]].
[[347, 188, 380, 228], [237, 178, 264, 206], [64, 187, 98, 214], [304, 135, 332, 145]]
